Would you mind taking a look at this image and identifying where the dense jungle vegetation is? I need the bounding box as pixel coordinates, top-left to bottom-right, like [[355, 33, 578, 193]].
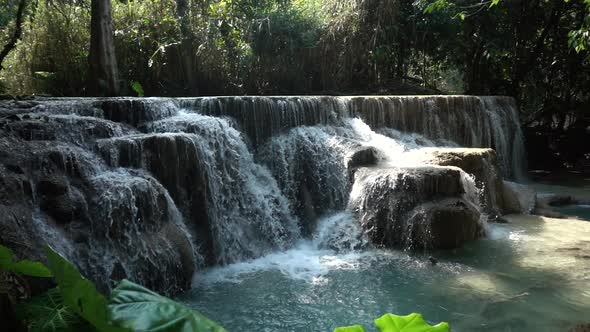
[[0, 0, 589, 137]]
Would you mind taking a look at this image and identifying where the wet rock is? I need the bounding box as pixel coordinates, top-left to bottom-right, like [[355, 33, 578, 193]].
[[502, 180, 536, 214], [40, 186, 88, 224], [350, 166, 482, 249], [96, 134, 212, 261], [0, 134, 196, 296], [347, 146, 384, 184], [3, 115, 135, 145], [37, 175, 69, 196], [407, 199, 481, 249], [348, 146, 383, 169], [417, 148, 504, 215], [428, 256, 438, 265], [100, 99, 178, 127]]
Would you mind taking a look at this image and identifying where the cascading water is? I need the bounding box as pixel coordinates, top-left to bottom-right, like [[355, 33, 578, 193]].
[[1, 95, 525, 295], [9, 95, 589, 332], [98, 111, 301, 265]]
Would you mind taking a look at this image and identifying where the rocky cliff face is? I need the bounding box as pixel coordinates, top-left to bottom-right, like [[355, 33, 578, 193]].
[[0, 95, 525, 294]]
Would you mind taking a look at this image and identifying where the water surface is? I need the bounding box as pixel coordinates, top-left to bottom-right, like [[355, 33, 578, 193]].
[[181, 215, 590, 332]]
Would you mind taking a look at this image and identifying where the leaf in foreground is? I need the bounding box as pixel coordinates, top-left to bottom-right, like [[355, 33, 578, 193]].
[[44, 246, 127, 332], [109, 279, 227, 332], [11, 260, 53, 277], [0, 244, 52, 277], [374, 313, 450, 332], [17, 288, 95, 332]]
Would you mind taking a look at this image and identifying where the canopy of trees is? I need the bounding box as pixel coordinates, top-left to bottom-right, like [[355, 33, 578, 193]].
[[0, 0, 588, 131]]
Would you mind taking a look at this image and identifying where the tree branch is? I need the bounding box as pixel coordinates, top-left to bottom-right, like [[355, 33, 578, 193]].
[[0, 0, 28, 71]]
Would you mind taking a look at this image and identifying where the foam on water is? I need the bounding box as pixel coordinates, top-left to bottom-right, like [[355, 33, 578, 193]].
[[194, 212, 370, 285]]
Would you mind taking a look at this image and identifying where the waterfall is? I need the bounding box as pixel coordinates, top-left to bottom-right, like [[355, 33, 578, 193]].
[[98, 111, 300, 265], [0, 95, 526, 293], [182, 96, 524, 179]]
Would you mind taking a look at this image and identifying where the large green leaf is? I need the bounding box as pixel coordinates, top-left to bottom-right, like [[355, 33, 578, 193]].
[[334, 325, 366, 332], [17, 288, 95, 332], [0, 244, 52, 277], [44, 246, 127, 332], [108, 279, 227, 332], [374, 313, 450, 332], [11, 260, 53, 277]]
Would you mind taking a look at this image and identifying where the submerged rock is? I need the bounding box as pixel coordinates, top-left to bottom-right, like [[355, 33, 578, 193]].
[[350, 166, 483, 249]]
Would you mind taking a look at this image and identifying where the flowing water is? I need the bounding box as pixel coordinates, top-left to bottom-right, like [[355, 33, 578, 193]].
[[182, 215, 590, 332], [6, 95, 582, 329]]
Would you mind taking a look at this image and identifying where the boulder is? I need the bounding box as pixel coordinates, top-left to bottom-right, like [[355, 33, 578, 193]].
[[348, 146, 383, 169], [416, 148, 504, 215], [502, 180, 536, 214], [350, 166, 483, 249], [406, 199, 481, 249], [347, 146, 384, 185]]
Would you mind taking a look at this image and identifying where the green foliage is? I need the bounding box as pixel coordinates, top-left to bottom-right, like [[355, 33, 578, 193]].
[[17, 288, 94, 332], [130, 81, 144, 97], [44, 246, 127, 332], [0, 244, 52, 278], [333, 313, 450, 332], [374, 313, 449, 332], [0, 0, 90, 95], [423, 0, 450, 14], [568, 0, 590, 55], [9, 246, 227, 332], [109, 280, 227, 332], [0, 0, 588, 132]]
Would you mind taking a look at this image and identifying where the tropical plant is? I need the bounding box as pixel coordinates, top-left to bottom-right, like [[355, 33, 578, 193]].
[[334, 313, 450, 332], [0, 245, 52, 278], [0, 244, 227, 332]]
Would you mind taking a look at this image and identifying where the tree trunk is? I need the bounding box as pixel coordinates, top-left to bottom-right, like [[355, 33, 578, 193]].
[[0, 0, 28, 71], [176, 0, 198, 95], [88, 0, 119, 96]]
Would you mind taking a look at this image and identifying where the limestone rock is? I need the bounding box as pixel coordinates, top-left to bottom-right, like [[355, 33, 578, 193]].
[[350, 166, 482, 249], [416, 148, 504, 215], [406, 199, 481, 249], [0, 135, 197, 296]]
